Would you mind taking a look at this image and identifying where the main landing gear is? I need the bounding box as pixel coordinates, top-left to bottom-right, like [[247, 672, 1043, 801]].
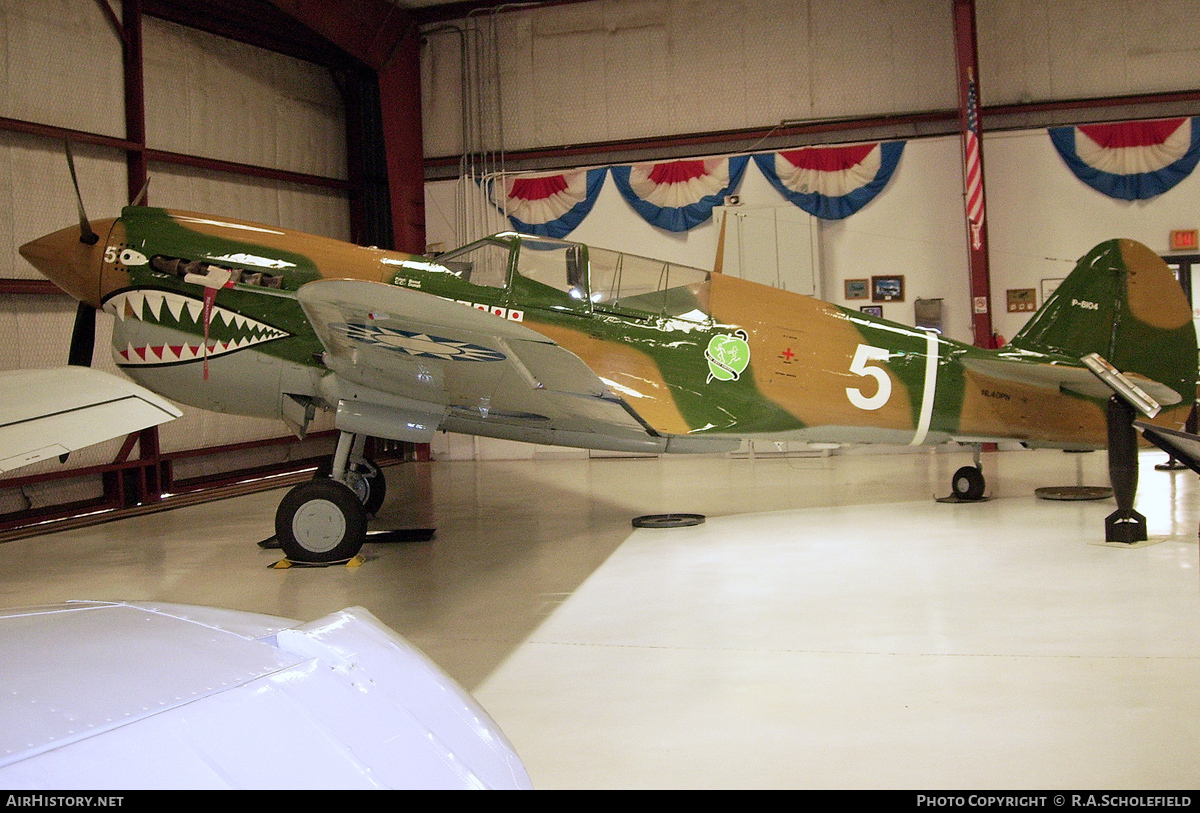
[[275, 431, 379, 563]]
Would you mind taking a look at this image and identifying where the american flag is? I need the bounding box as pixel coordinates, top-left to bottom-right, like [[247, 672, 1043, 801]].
[[964, 70, 985, 239]]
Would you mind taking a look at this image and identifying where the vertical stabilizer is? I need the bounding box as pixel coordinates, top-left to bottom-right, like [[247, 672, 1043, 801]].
[[1009, 239, 1197, 405]]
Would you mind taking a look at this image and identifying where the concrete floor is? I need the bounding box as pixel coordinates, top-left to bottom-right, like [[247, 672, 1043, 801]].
[[0, 446, 1197, 788]]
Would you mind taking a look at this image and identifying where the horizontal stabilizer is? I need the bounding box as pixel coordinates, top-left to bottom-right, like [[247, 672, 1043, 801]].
[[1135, 421, 1200, 475], [959, 356, 1182, 406], [0, 367, 181, 473]]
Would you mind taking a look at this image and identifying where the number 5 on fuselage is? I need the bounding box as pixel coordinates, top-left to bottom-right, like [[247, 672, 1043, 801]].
[[846, 344, 893, 411]]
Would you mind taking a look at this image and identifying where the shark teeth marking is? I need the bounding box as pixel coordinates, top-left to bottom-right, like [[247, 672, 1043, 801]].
[[105, 288, 289, 367]]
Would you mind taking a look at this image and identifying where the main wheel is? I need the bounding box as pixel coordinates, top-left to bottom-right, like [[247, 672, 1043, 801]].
[[275, 479, 367, 563], [314, 458, 387, 516], [951, 465, 986, 501]]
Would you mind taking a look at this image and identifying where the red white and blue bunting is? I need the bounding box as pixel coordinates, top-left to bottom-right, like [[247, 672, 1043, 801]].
[[490, 168, 606, 238], [490, 143, 907, 236], [610, 156, 750, 232], [1049, 118, 1200, 201], [752, 142, 905, 220]]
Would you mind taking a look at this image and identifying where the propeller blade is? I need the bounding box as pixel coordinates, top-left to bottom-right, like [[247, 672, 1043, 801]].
[[64, 140, 99, 246], [131, 175, 150, 207], [68, 301, 97, 368]]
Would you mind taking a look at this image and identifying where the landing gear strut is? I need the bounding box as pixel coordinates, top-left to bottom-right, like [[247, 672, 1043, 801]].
[[1105, 395, 1147, 544], [275, 431, 373, 563], [314, 438, 386, 516]]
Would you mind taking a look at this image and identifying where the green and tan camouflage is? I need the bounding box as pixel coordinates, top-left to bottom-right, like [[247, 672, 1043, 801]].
[[20, 205, 1198, 560], [20, 207, 1197, 451]]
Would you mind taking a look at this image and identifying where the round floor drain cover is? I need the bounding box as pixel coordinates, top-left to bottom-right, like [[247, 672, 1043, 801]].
[[632, 513, 706, 528], [1034, 486, 1113, 501]]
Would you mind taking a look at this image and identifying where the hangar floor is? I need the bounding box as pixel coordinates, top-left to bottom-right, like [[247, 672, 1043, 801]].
[[1, 447, 1197, 789]]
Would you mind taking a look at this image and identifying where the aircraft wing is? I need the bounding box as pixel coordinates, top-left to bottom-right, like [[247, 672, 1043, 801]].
[[959, 356, 1184, 406], [0, 367, 182, 473], [297, 279, 669, 452]]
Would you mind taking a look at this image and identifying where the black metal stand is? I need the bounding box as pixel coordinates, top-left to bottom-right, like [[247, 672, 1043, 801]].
[[1105, 396, 1147, 543]]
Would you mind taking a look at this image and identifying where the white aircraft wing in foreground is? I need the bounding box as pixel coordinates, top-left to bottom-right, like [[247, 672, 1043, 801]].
[[0, 367, 181, 472], [0, 601, 531, 789]]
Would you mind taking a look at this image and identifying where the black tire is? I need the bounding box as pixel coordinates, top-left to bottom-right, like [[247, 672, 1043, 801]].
[[314, 457, 386, 516], [275, 478, 367, 563], [951, 465, 986, 501]]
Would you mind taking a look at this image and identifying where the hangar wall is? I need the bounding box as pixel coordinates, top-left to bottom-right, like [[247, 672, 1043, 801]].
[[0, 0, 349, 509], [420, 0, 1200, 345], [421, 0, 1200, 158], [421, 0, 959, 157], [977, 0, 1200, 106], [424, 125, 1200, 383]]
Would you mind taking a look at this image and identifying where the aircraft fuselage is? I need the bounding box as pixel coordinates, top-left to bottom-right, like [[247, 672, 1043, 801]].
[[21, 207, 1195, 453]]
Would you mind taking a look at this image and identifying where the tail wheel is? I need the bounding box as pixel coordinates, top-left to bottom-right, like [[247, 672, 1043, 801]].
[[275, 479, 367, 563], [951, 465, 986, 501]]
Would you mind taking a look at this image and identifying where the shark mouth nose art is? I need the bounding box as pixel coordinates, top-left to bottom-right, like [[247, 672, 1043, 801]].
[[104, 289, 289, 366]]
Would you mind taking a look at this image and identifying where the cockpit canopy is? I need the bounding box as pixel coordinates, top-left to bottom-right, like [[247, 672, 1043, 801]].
[[433, 233, 711, 321]]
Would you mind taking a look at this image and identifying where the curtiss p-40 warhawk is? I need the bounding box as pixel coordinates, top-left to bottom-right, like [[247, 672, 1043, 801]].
[[20, 196, 1197, 561]]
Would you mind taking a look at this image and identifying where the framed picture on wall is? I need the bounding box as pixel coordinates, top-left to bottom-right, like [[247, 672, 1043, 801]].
[[871, 275, 905, 302], [1041, 278, 1064, 303], [860, 305, 883, 317], [1007, 288, 1037, 313], [844, 278, 869, 300]]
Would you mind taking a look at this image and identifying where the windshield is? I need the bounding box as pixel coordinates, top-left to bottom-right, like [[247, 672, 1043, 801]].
[[435, 236, 512, 287]]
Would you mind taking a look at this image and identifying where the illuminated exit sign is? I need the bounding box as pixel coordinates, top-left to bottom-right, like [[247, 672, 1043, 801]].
[[1169, 229, 1198, 251]]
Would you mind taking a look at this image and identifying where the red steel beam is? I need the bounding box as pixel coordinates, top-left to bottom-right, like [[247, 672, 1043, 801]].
[[145, 148, 351, 190], [0, 117, 347, 192], [953, 0, 994, 349], [123, 0, 149, 206], [0, 279, 65, 295], [425, 110, 960, 171], [270, 0, 426, 252]]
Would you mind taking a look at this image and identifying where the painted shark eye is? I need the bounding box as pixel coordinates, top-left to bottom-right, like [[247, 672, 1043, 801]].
[[120, 249, 149, 266]]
